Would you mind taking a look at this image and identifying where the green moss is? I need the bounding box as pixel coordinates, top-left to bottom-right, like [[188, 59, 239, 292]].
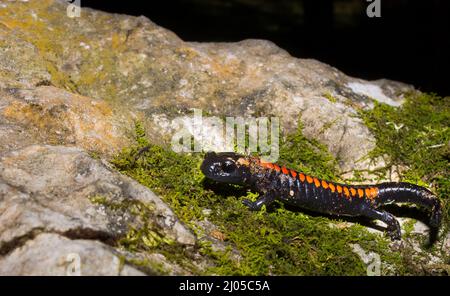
[[109, 121, 417, 275], [89, 193, 197, 274], [359, 93, 450, 230], [278, 122, 340, 181], [323, 92, 338, 103], [402, 219, 416, 238]]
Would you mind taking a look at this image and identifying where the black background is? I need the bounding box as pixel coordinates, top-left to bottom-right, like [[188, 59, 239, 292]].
[[0, 276, 443, 293], [81, 0, 450, 96]]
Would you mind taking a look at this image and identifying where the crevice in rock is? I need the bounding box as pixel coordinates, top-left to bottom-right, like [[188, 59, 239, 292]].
[[0, 227, 119, 257], [0, 227, 45, 256], [34, 80, 52, 87]]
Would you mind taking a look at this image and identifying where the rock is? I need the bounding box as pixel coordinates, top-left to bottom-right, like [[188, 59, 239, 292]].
[[0, 25, 51, 89], [444, 233, 450, 253], [0, 145, 196, 275], [0, 233, 145, 276], [0, 0, 414, 173], [0, 86, 134, 156]]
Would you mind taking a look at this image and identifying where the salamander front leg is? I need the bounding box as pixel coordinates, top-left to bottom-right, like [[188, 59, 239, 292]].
[[242, 192, 275, 211], [362, 208, 401, 240]]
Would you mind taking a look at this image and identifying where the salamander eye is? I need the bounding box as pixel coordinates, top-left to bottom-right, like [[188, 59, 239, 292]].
[[222, 161, 235, 173]]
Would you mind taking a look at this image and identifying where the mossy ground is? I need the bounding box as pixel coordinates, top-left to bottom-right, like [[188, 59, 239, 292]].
[[359, 93, 449, 232], [111, 121, 436, 275]]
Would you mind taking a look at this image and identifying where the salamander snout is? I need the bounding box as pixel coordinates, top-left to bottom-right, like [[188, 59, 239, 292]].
[[201, 152, 248, 184]]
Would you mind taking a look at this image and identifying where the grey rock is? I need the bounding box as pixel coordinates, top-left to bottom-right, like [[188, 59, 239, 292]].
[[0, 145, 196, 275], [0, 86, 134, 156], [0, 0, 415, 174], [0, 233, 145, 276]]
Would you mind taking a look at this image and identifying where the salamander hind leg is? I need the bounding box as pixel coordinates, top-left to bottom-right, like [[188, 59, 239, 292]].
[[242, 192, 275, 211], [361, 207, 401, 240]]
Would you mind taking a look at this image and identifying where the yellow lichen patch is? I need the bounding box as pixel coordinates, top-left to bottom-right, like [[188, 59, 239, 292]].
[[175, 47, 200, 60], [3, 86, 132, 156], [111, 31, 127, 51], [0, 0, 78, 91], [196, 52, 243, 80]]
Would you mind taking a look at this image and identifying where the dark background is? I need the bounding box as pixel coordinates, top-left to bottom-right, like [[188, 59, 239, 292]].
[[82, 0, 450, 96]]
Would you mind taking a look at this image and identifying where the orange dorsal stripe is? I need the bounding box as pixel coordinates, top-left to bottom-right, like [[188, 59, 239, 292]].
[[260, 161, 274, 169], [299, 173, 306, 182], [357, 188, 364, 198], [273, 164, 281, 172], [370, 187, 378, 198], [257, 159, 379, 201], [313, 177, 321, 188], [367, 187, 379, 200], [329, 183, 335, 192], [343, 187, 350, 198]]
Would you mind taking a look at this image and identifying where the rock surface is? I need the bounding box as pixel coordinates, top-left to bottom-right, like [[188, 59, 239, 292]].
[[0, 86, 134, 156], [0, 233, 145, 276], [0, 145, 195, 275], [0, 0, 413, 172]]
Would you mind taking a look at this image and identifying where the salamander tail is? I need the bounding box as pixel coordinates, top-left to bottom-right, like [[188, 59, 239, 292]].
[[377, 182, 442, 228], [430, 198, 442, 228]]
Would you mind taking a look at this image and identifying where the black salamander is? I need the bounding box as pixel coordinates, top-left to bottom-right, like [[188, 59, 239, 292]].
[[200, 152, 442, 240]]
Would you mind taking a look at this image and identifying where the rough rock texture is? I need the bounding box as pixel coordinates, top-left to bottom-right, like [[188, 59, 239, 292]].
[[0, 233, 145, 276], [0, 0, 413, 172], [0, 145, 195, 275], [0, 86, 134, 156]]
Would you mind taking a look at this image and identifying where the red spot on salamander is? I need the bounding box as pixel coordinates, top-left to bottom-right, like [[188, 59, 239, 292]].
[[313, 177, 321, 188], [357, 188, 364, 198], [343, 187, 350, 198], [329, 183, 335, 192], [273, 164, 281, 172]]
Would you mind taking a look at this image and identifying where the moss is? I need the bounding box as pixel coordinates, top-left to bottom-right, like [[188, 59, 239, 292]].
[[89, 193, 197, 274], [359, 93, 450, 231], [109, 121, 419, 275], [402, 219, 416, 238], [278, 122, 341, 181], [126, 257, 169, 275], [323, 92, 338, 103]]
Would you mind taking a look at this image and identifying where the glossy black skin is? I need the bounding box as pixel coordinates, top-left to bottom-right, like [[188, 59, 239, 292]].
[[201, 152, 442, 240]]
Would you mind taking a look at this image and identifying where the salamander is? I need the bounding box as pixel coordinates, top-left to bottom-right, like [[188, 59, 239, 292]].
[[200, 152, 442, 240]]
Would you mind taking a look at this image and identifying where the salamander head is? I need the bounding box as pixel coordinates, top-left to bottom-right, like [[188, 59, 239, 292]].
[[200, 152, 251, 184]]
